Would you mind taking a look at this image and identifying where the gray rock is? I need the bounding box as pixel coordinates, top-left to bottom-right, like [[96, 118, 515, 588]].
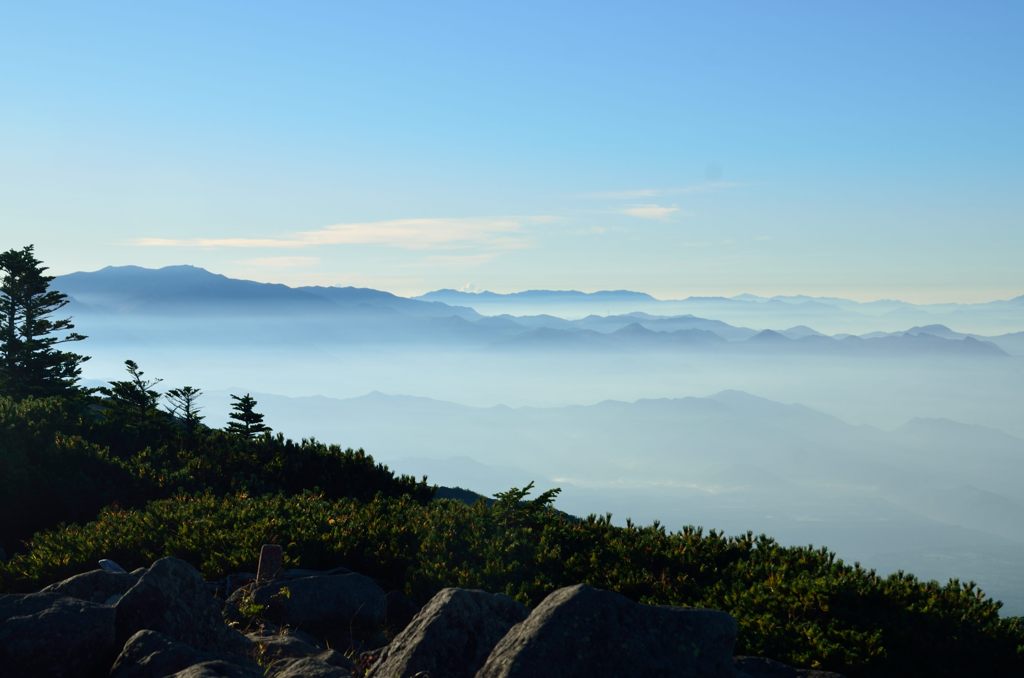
[[476, 584, 737, 678], [268, 654, 353, 677], [369, 588, 528, 678], [41, 568, 138, 604], [228, 572, 386, 636], [115, 557, 249, 652], [280, 565, 352, 579], [169, 660, 263, 677], [0, 593, 116, 677], [0, 591, 66, 619], [248, 628, 323, 663], [111, 630, 262, 678], [735, 656, 845, 677]]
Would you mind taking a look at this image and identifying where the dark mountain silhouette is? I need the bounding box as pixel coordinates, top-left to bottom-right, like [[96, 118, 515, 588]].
[[57, 265, 331, 315], [57, 265, 480, 320]]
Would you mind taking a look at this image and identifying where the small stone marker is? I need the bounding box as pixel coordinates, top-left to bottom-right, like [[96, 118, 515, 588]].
[[256, 544, 283, 582]]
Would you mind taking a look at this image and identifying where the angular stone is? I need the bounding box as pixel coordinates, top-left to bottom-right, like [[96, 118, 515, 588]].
[[280, 565, 351, 579], [111, 630, 261, 678], [369, 588, 528, 678], [476, 584, 737, 678], [248, 628, 323, 663], [267, 654, 353, 677], [257, 544, 283, 582], [115, 557, 249, 653], [41, 568, 138, 604], [0, 593, 116, 678], [0, 591, 66, 619], [168, 661, 263, 678]]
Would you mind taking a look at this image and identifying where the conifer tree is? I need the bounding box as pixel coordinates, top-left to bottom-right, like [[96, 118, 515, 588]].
[[100, 359, 162, 425], [0, 245, 88, 398], [165, 385, 204, 439], [226, 393, 270, 438]]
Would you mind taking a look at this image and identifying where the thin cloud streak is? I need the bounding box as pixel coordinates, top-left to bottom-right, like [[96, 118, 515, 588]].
[[581, 181, 741, 200], [133, 216, 547, 251], [621, 204, 680, 220]]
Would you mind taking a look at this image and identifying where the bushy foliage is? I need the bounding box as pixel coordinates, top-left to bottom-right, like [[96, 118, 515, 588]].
[[0, 396, 144, 554], [1, 489, 1020, 677], [0, 394, 432, 553], [123, 429, 433, 504]]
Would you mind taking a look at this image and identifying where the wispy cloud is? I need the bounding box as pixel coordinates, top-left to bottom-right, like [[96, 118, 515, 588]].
[[590, 188, 662, 200], [135, 237, 301, 248], [621, 204, 680, 220], [133, 216, 548, 251], [581, 181, 740, 200]]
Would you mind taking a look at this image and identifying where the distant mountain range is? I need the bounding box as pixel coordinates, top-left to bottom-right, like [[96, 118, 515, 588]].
[[54, 265, 1018, 356], [419, 287, 1024, 335]]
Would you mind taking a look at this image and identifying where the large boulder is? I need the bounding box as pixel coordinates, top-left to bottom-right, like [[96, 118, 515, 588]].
[[369, 588, 528, 678], [115, 557, 248, 653], [110, 630, 262, 678], [245, 630, 358, 675], [0, 591, 67, 621], [476, 584, 737, 678], [168, 661, 263, 677], [267, 654, 354, 677], [734, 656, 845, 677], [227, 572, 386, 637], [247, 628, 329, 663], [0, 592, 117, 678], [41, 568, 138, 604]]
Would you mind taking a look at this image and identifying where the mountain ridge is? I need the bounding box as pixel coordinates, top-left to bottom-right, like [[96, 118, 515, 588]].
[[52, 264, 1015, 356]]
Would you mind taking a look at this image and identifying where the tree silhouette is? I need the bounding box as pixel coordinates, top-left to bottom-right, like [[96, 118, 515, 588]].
[[0, 245, 88, 398], [100, 359, 162, 424], [165, 385, 204, 441], [226, 393, 270, 438]]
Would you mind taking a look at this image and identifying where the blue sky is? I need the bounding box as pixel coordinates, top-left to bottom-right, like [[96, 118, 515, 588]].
[[1, 1, 1021, 301]]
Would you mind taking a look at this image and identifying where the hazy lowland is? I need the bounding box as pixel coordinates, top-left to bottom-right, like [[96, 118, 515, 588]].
[[57, 264, 1024, 614]]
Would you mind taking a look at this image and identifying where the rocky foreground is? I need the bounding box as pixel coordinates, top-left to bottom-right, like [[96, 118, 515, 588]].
[[0, 556, 842, 677]]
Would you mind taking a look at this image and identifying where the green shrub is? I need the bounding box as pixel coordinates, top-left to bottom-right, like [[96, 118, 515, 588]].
[[2, 489, 1020, 677], [0, 396, 145, 554], [0, 394, 431, 554]]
